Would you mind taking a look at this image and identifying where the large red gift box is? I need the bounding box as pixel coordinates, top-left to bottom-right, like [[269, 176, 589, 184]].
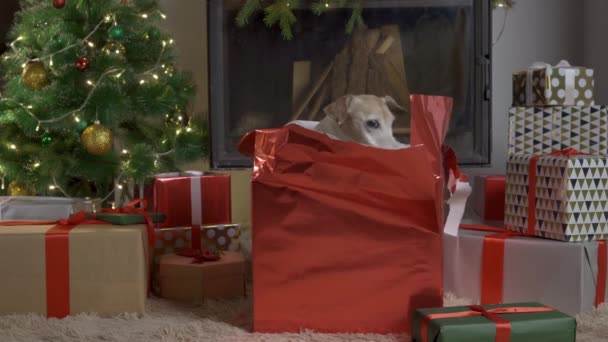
[[239, 95, 453, 334], [143, 173, 232, 227]]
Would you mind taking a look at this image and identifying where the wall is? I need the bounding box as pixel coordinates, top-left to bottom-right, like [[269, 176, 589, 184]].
[[159, 0, 253, 227], [583, 0, 608, 106], [462, 0, 583, 177], [160, 0, 586, 227]]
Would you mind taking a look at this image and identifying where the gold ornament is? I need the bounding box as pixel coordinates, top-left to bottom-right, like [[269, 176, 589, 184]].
[[101, 41, 126, 58], [22, 61, 50, 90], [81, 121, 113, 155], [8, 180, 33, 196]]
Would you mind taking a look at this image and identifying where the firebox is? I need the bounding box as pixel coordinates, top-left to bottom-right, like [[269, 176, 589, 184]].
[[209, 0, 491, 168]]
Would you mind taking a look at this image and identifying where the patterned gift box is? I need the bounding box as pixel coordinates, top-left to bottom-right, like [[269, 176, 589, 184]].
[[151, 224, 241, 294], [512, 61, 594, 106], [505, 153, 608, 242], [508, 106, 608, 156]]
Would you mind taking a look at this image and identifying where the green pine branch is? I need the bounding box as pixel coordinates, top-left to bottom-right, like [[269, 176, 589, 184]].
[[236, 0, 366, 41]]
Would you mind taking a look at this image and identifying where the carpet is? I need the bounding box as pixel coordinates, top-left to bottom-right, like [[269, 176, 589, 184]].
[[1, 230, 607, 341], [1, 292, 607, 342]]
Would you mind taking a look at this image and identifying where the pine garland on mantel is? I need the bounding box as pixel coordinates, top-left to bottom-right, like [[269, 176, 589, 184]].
[[235, 0, 364, 40]]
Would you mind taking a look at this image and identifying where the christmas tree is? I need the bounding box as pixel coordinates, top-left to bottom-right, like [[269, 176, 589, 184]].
[[0, 0, 205, 201]]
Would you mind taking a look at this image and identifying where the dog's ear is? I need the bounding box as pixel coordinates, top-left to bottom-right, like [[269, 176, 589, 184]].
[[323, 95, 355, 125], [383, 96, 406, 115]]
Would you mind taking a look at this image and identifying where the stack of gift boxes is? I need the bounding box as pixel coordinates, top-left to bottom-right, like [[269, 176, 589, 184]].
[[0, 171, 244, 318], [143, 172, 245, 301], [444, 61, 608, 325]]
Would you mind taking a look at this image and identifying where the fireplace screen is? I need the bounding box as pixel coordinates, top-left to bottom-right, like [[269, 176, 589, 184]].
[[209, 0, 491, 168]]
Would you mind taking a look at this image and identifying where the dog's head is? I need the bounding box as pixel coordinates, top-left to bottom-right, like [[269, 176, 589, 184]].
[[323, 94, 407, 149]]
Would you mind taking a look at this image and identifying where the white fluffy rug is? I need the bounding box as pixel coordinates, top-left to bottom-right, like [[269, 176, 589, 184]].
[[0, 292, 606, 342], [1, 228, 607, 341]]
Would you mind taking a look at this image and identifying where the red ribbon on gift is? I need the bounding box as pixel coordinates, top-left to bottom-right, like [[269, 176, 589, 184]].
[[0, 211, 107, 318], [527, 148, 588, 236], [461, 224, 607, 308], [177, 248, 221, 264], [420, 305, 554, 342]]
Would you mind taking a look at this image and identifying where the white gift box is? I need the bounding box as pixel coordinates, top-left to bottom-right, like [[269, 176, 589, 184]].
[[0, 196, 76, 221]]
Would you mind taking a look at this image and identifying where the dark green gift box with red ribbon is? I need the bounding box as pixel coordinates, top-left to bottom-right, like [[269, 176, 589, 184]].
[[412, 302, 575, 342]]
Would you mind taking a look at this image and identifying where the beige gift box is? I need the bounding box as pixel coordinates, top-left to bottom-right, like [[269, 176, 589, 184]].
[[159, 252, 245, 302], [0, 223, 148, 317]]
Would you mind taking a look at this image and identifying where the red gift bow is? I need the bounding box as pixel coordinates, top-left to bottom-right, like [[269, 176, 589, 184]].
[[527, 148, 588, 236], [420, 305, 554, 342], [0, 211, 109, 318], [460, 224, 607, 308], [177, 248, 221, 264]]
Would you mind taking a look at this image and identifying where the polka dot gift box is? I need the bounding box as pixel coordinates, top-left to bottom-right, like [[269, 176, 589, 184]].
[[151, 224, 241, 295], [512, 60, 595, 107]]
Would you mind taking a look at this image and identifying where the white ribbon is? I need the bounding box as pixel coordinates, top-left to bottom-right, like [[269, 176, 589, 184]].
[[444, 179, 472, 237], [190, 176, 202, 225], [155, 170, 204, 178], [526, 60, 575, 106]]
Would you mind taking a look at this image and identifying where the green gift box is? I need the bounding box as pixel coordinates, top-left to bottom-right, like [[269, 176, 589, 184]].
[[412, 302, 575, 342], [512, 61, 594, 107], [96, 212, 166, 225]]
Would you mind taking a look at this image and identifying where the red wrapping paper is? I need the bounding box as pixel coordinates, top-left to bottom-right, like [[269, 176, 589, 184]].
[[239, 94, 453, 334], [473, 175, 506, 222], [149, 175, 232, 227]]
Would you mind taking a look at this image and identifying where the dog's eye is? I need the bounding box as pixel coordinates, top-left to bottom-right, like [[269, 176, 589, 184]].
[[366, 120, 380, 129]]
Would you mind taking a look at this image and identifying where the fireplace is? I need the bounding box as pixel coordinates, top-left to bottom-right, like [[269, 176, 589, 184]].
[[208, 0, 491, 168]]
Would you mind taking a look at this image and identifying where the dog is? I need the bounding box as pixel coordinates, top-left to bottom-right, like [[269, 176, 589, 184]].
[[314, 94, 408, 149]]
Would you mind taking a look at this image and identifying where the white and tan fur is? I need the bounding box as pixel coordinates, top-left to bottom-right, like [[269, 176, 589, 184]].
[[315, 94, 408, 149]]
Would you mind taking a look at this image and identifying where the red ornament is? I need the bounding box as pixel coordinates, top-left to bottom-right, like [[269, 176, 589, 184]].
[[75, 57, 89, 71], [52, 0, 66, 9]]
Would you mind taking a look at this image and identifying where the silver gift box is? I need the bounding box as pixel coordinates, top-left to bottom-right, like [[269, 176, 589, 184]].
[[444, 229, 606, 316], [0, 196, 76, 221]]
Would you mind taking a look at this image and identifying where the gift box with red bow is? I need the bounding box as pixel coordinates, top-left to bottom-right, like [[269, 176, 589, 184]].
[[412, 302, 575, 342], [142, 172, 232, 228], [158, 251, 245, 302], [0, 213, 149, 317], [505, 151, 608, 242], [444, 225, 608, 317], [151, 224, 241, 295]]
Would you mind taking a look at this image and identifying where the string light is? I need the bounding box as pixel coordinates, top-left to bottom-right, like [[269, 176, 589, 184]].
[[152, 74, 159, 80], [122, 149, 128, 154], [139, 79, 145, 85], [9, 144, 16, 150], [33, 162, 40, 168], [86, 80, 94, 86], [1, 178, 4, 190], [117, 184, 123, 190], [35, 124, 40, 132], [87, 41, 95, 48], [159, 12, 167, 19], [141, 13, 149, 19], [49, 185, 56, 190], [74, 115, 80, 122]]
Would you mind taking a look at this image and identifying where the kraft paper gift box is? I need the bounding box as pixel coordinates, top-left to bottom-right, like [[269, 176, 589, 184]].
[[238, 95, 454, 334], [505, 153, 608, 242], [159, 252, 245, 302], [412, 302, 576, 342], [508, 105, 608, 156], [512, 60, 594, 107], [472, 175, 506, 223], [146, 173, 232, 227], [151, 224, 241, 294], [444, 228, 608, 316], [0, 196, 75, 220], [0, 222, 148, 317]]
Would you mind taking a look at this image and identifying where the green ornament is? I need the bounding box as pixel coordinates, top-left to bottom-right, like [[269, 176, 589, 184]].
[[78, 120, 88, 130], [41, 133, 53, 146], [109, 25, 125, 40]]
